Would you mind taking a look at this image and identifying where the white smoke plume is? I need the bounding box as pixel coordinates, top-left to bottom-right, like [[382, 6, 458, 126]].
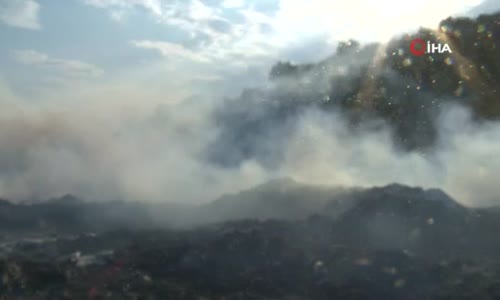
[[0, 65, 499, 207]]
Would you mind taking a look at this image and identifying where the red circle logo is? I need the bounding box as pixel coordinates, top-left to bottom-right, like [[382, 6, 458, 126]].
[[410, 39, 426, 56]]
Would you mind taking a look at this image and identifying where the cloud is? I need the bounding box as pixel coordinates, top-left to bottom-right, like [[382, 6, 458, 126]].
[[84, 0, 162, 15], [82, 0, 487, 66], [85, 0, 279, 62], [222, 0, 245, 9], [0, 0, 40, 30], [83, 0, 487, 89], [85, 0, 485, 43], [131, 40, 210, 62], [12, 50, 104, 78], [271, 0, 484, 42]]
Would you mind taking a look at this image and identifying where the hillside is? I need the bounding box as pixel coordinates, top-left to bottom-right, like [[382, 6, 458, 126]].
[[2, 182, 500, 299]]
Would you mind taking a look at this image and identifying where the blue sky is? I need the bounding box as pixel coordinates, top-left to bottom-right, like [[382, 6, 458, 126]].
[[0, 0, 496, 105]]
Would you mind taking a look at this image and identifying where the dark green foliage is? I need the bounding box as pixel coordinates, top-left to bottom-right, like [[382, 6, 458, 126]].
[[259, 12, 500, 152]]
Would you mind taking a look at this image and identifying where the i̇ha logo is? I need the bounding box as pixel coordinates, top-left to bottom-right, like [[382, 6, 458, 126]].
[[409, 38, 452, 56]]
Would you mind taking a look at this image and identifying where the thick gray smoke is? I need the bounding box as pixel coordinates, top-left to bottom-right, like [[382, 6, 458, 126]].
[[0, 60, 499, 207]]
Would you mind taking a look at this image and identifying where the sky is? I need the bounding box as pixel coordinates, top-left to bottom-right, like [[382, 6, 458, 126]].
[[0, 0, 494, 106]]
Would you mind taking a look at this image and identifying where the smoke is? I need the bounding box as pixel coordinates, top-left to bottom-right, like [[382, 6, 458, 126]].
[[278, 105, 500, 206], [0, 90, 270, 203], [0, 55, 499, 207]]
